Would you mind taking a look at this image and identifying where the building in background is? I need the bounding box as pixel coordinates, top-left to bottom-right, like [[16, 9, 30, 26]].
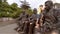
[[54, 3, 60, 8], [0, 0, 7, 2], [47, 0, 60, 8], [2, 0, 6, 2]]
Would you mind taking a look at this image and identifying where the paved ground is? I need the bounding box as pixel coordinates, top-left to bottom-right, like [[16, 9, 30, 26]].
[[0, 23, 57, 34], [0, 20, 16, 27], [0, 23, 19, 34]]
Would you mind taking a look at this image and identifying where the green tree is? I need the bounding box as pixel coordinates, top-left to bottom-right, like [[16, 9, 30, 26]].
[[20, 0, 30, 10], [0, 1, 33, 18], [10, 3, 22, 18], [0, 0, 2, 3], [4, 0, 6, 2]]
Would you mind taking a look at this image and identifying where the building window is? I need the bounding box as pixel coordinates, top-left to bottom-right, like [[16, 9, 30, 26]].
[[2, 0, 4, 2]]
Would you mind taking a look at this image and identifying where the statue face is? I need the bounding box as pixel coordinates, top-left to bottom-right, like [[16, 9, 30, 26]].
[[45, 1, 53, 10], [33, 8, 37, 14], [45, 2, 51, 10]]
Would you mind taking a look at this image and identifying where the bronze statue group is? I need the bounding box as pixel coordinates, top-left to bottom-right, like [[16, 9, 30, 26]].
[[15, 0, 60, 34]]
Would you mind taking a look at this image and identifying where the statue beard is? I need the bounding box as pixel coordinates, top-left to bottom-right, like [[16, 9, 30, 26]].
[[44, 7, 52, 12]]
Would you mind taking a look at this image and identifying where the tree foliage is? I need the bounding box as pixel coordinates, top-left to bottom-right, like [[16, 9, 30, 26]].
[[0, 2, 33, 18]]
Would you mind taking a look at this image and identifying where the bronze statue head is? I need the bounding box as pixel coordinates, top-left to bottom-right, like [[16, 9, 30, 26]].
[[45, 1, 53, 10]]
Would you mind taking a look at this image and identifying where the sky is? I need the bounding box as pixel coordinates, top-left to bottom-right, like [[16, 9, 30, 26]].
[[7, 0, 60, 9]]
